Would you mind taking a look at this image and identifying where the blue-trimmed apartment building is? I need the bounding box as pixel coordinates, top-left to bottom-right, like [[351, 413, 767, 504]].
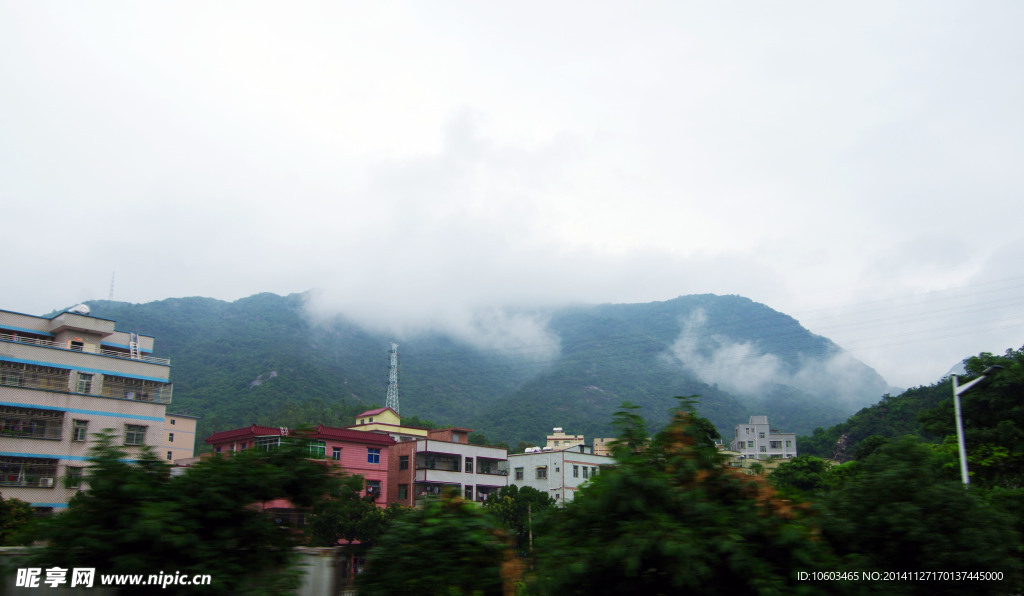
[[0, 307, 175, 510]]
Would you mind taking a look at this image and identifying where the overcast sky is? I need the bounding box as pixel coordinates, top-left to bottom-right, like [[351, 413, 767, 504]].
[[3, 1, 1023, 390]]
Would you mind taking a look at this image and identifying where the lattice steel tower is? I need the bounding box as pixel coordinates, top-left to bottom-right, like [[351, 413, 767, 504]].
[[385, 343, 400, 414]]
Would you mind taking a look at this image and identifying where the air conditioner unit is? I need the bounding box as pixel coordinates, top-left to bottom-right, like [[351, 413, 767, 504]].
[[40, 478, 54, 487]]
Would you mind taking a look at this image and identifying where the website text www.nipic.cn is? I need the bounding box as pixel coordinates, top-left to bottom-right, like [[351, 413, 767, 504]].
[[16, 567, 213, 589]]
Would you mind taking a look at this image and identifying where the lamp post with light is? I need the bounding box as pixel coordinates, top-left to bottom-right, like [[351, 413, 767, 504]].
[[950, 365, 1003, 486]]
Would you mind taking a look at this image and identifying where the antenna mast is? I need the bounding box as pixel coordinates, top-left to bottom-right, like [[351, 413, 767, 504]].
[[385, 343, 400, 414]]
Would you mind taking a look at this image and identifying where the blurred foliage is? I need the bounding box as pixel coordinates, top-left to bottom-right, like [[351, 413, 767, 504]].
[[306, 474, 408, 551], [531, 399, 834, 595], [482, 484, 557, 554], [29, 431, 341, 595], [0, 493, 34, 545], [822, 436, 1023, 594], [358, 493, 515, 596]]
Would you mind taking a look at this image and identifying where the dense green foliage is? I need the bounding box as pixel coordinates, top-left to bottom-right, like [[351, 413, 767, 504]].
[[31, 432, 342, 595], [80, 292, 890, 450], [305, 475, 408, 550], [358, 494, 513, 596], [481, 484, 557, 553], [919, 347, 1024, 487], [0, 493, 34, 545], [822, 436, 1022, 594], [798, 382, 953, 460], [532, 401, 834, 595]]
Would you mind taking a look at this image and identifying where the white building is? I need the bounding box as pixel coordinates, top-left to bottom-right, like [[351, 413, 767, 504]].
[[508, 444, 614, 505], [1, 307, 178, 510], [729, 416, 797, 460]]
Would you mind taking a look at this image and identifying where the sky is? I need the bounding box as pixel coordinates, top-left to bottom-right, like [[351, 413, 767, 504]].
[[2, 1, 1023, 390]]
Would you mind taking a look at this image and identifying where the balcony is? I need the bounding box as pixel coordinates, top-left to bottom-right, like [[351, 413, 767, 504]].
[[416, 453, 461, 472], [0, 331, 170, 365], [476, 458, 509, 476], [0, 363, 173, 404], [0, 457, 58, 488], [0, 406, 64, 440]]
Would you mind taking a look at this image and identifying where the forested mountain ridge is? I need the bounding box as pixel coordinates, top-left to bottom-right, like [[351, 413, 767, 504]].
[[73, 292, 897, 449]]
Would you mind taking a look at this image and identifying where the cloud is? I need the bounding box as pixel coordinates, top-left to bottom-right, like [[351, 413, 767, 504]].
[[666, 308, 887, 407]]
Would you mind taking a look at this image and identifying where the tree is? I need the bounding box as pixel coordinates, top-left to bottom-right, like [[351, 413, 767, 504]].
[[768, 455, 834, 496], [306, 475, 408, 550], [31, 431, 341, 595], [823, 436, 1022, 594], [920, 347, 1024, 487], [482, 484, 557, 554], [0, 493, 34, 545], [358, 492, 515, 596], [533, 399, 834, 595]]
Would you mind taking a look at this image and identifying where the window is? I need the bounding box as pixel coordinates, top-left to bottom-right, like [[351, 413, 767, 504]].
[[785, 440, 792, 448], [399, 455, 409, 470], [73, 420, 88, 442], [170, 419, 176, 425], [168, 432, 174, 443], [77, 373, 93, 394], [465, 485, 473, 500], [770, 441, 782, 449], [367, 448, 381, 464], [582, 466, 589, 479], [65, 466, 83, 489], [759, 432, 765, 439], [366, 480, 381, 498], [536, 466, 547, 480], [760, 446, 767, 452], [747, 441, 754, 448], [332, 446, 341, 461], [307, 440, 326, 458], [592, 466, 598, 477], [216, 447, 222, 454], [124, 424, 147, 446], [573, 465, 579, 478], [166, 451, 173, 461], [515, 467, 524, 481], [255, 436, 281, 451], [398, 484, 408, 500], [465, 457, 474, 473], [554, 440, 559, 446]]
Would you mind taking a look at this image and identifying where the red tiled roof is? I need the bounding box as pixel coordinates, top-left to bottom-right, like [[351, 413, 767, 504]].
[[205, 423, 397, 446], [205, 424, 285, 444], [315, 424, 396, 446]]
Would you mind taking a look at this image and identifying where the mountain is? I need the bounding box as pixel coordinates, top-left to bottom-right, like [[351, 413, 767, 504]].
[[76, 292, 896, 449]]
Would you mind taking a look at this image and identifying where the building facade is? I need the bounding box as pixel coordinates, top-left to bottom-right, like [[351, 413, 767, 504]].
[[545, 427, 585, 450], [0, 307, 173, 510], [204, 423, 396, 503], [728, 416, 797, 460], [162, 412, 199, 464], [387, 429, 509, 507], [508, 445, 614, 505]]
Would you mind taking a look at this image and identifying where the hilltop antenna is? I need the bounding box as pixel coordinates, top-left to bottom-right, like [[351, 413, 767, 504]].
[[385, 343, 400, 414]]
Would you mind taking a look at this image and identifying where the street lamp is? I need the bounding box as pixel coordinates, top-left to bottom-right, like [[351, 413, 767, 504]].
[[950, 365, 1003, 486]]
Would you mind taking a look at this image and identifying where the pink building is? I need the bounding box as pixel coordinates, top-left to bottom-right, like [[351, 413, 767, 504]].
[[204, 423, 396, 504]]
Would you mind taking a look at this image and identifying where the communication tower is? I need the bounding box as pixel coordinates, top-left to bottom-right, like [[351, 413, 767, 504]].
[[385, 343, 400, 414]]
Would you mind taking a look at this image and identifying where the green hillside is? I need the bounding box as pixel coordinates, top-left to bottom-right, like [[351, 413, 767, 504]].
[[78, 292, 895, 450]]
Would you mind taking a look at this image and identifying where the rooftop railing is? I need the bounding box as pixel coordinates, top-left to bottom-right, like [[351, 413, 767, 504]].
[[0, 332, 171, 366]]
